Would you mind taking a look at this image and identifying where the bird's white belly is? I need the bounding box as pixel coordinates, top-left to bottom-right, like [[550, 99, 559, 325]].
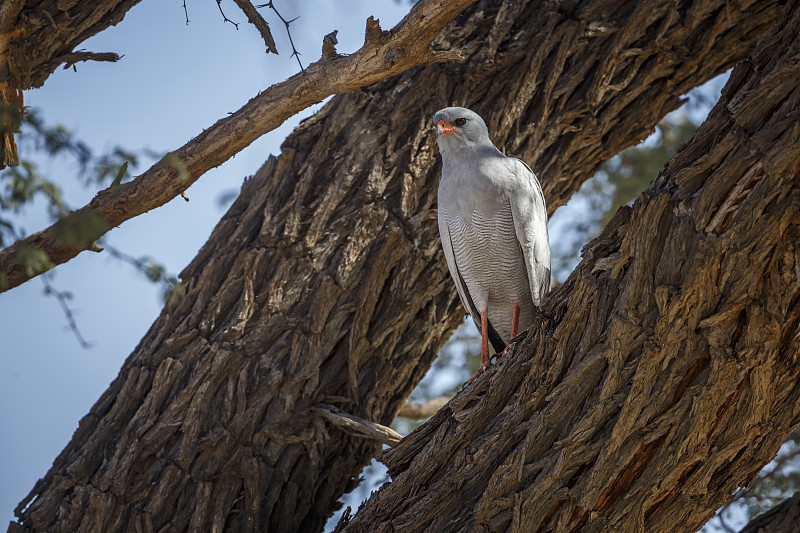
[[446, 202, 535, 342]]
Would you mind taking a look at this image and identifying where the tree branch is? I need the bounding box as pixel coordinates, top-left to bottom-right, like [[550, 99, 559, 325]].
[[57, 51, 121, 71], [0, 0, 475, 293], [214, 0, 239, 29], [312, 405, 404, 446], [342, 7, 800, 530], [40, 272, 92, 349], [259, 1, 304, 70]]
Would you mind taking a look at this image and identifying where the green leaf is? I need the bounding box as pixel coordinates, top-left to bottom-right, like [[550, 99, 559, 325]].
[[52, 210, 108, 247], [15, 245, 54, 277], [162, 151, 190, 182], [110, 161, 128, 188], [163, 278, 186, 306]]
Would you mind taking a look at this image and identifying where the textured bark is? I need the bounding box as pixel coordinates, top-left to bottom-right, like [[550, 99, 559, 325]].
[[343, 6, 800, 531], [0, 0, 473, 291], [8, 0, 790, 532], [740, 493, 800, 533]]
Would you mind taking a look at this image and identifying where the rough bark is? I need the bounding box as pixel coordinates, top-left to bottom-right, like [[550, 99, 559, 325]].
[[0, 0, 474, 291], [7, 0, 789, 532], [342, 7, 800, 531], [740, 492, 800, 533]]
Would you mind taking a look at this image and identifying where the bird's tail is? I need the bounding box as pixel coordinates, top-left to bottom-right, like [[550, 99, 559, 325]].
[[487, 319, 506, 354]]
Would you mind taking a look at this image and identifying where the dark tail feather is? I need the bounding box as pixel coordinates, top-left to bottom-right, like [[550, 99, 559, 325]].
[[487, 318, 506, 353]]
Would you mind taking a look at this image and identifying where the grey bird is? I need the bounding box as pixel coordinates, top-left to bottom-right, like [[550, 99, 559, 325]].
[[434, 107, 550, 381]]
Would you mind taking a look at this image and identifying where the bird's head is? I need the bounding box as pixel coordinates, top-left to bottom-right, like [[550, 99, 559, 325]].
[[433, 107, 492, 155]]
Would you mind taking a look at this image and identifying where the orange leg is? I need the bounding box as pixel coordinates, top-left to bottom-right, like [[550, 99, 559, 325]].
[[511, 301, 520, 338], [480, 309, 490, 369], [466, 310, 491, 385]]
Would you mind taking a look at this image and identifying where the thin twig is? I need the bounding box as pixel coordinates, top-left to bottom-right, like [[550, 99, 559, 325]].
[[41, 272, 92, 349], [216, 0, 239, 29], [258, 1, 303, 70], [182, 0, 189, 24]]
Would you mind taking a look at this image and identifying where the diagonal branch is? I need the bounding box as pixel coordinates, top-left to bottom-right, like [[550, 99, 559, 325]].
[[343, 6, 800, 530], [0, 0, 475, 293]]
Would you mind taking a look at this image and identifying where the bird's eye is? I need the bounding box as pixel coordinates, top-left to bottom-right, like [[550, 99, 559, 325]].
[[455, 118, 467, 126]]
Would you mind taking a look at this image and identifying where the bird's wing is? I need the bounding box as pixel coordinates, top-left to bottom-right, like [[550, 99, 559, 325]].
[[507, 158, 551, 306], [438, 207, 482, 331]]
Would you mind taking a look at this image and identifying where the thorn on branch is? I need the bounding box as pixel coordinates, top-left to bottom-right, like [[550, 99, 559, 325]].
[[257, 1, 303, 71], [321, 30, 339, 60], [216, 0, 239, 29], [232, 0, 278, 54]]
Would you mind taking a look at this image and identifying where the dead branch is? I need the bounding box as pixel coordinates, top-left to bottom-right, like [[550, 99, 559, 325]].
[[232, 0, 278, 54], [0, 0, 475, 293], [215, 0, 239, 29], [312, 405, 404, 446], [41, 272, 92, 349], [58, 51, 121, 71]]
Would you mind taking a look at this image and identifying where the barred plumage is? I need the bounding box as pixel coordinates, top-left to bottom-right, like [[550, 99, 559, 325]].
[[434, 107, 550, 381]]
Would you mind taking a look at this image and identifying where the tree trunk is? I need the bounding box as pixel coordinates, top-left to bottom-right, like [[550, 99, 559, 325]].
[[341, 6, 800, 531], [7, 0, 789, 531], [740, 492, 800, 533]]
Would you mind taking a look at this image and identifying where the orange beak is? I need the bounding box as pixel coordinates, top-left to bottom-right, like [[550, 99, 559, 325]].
[[437, 119, 457, 135]]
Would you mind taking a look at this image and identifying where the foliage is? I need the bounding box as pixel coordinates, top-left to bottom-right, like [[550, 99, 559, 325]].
[[0, 109, 137, 247], [0, 109, 183, 343]]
